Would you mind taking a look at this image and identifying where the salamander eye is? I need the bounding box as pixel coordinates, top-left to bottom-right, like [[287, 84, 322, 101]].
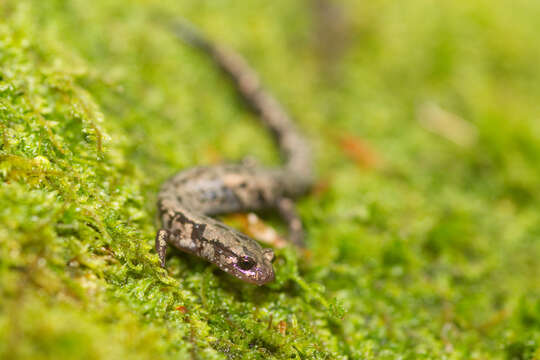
[[237, 256, 256, 271]]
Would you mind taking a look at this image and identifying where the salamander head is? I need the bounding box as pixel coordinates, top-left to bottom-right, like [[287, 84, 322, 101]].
[[192, 217, 276, 285]]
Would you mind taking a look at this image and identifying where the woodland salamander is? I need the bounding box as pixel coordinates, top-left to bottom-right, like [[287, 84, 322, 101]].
[[156, 22, 314, 285]]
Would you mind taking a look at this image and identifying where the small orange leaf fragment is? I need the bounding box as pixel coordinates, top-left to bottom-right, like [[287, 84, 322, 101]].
[[175, 306, 187, 314], [228, 213, 287, 248], [278, 320, 287, 335], [338, 134, 380, 169]]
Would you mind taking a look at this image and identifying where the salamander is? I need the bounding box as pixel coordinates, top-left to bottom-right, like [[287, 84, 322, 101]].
[[156, 21, 314, 285]]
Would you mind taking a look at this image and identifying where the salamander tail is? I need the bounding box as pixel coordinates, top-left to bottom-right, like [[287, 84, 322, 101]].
[[169, 18, 213, 52]]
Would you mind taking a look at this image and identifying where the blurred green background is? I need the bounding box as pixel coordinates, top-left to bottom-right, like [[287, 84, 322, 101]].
[[1, 0, 540, 359]]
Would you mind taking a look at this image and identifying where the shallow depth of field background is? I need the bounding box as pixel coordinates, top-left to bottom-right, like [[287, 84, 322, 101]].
[[1, 1, 540, 359]]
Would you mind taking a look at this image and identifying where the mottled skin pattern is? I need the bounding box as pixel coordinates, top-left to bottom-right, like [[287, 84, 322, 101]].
[[156, 22, 314, 285]]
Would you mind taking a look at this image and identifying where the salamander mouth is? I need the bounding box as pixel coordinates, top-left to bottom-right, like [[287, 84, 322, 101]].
[[233, 265, 275, 285]]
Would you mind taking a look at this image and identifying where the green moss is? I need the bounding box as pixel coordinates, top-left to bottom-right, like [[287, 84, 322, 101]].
[[1, 0, 540, 358]]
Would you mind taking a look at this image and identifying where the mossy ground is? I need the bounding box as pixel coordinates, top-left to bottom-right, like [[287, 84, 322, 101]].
[[1, 1, 540, 359]]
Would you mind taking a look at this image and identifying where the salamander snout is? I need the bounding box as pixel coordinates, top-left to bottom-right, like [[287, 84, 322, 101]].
[[231, 248, 275, 285]]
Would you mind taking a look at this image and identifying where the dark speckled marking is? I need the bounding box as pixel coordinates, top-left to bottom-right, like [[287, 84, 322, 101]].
[[192, 223, 206, 241]]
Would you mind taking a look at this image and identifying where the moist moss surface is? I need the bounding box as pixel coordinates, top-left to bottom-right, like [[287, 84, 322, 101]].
[[1, 1, 540, 359]]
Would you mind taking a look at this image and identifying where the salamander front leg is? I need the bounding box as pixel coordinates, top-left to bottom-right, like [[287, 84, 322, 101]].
[[277, 197, 305, 248], [155, 229, 170, 268]]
